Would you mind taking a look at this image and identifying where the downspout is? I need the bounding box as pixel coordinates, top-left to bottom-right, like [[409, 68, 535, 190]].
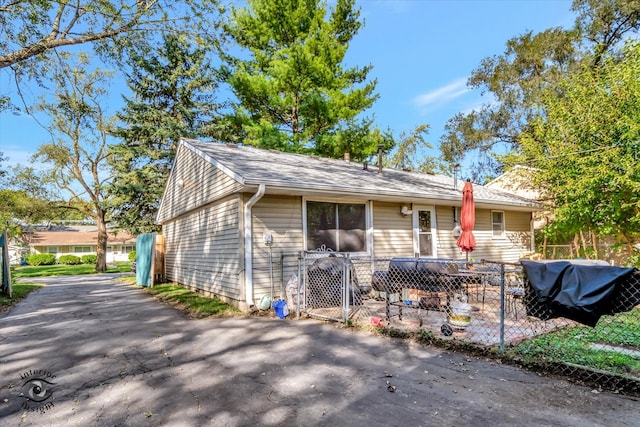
[[244, 184, 266, 309]]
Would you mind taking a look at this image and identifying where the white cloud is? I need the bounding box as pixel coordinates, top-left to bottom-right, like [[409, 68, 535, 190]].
[[412, 78, 470, 113]]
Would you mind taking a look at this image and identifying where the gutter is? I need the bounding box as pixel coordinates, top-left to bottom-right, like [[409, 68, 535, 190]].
[[243, 184, 266, 309]]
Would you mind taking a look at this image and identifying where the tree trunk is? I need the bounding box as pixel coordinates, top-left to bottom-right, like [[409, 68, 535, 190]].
[[579, 230, 589, 259], [95, 209, 108, 272]]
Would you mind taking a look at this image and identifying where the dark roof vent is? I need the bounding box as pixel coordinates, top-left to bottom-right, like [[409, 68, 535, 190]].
[[363, 162, 368, 171]]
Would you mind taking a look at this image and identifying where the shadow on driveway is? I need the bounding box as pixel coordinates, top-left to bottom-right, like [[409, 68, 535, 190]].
[[1, 274, 638, 426]]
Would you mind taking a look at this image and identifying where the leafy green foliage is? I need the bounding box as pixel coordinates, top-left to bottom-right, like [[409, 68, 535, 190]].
[[517, 40, 640, 245], [439, 0, 640, 180], [33, 53, 114, 272], [27, 254, 57, 266], [58, 255, 82, 265], [386, 124, 443, 173], [128, 251, 137, 262], [108, 33, 220, 235], [81, 254, 97, 264], [221, 0, 380, 158], [0, 1, 224, 76]]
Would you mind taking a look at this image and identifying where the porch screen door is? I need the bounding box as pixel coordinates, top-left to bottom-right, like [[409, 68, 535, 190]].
[[415, 208, 436, 257]]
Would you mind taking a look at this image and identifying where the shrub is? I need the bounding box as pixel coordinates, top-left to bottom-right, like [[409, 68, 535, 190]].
[[128, 251, 136, 262], [81, 254, 97, 264], [27, 253, 56, 266], [58, 254, 82, 265]]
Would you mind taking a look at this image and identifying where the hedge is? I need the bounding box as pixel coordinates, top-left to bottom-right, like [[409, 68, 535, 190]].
[[27, 253, 56, 266], [81, 254, 97, 264], [58, 254, 82, 265], [128, 251, 136, 262]]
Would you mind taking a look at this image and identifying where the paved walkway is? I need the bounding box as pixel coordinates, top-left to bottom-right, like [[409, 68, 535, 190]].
[[1, 274, 638, 426]]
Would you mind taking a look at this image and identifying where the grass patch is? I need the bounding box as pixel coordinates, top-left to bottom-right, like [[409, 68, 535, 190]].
[[0, 283, 43, 311], [142, 283, 240, 318], [13, 262, 133, 278], [510, 307, 640, 376]]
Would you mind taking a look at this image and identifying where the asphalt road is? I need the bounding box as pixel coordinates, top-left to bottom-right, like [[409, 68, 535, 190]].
[[1, 274, 638, 426]]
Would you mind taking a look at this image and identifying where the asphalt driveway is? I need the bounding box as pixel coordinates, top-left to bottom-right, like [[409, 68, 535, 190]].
[[1, 274, 638, 426]]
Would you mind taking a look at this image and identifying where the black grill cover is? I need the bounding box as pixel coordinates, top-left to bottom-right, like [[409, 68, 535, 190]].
[[521, 260, 637, 327]]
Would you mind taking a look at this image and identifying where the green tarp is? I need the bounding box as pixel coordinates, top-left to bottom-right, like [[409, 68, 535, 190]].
[[136, 233, 155, 287]]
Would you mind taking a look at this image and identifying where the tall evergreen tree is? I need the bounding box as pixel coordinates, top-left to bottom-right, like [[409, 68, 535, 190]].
[[220, 0, 379, 158], [108, 33, 221, 235]]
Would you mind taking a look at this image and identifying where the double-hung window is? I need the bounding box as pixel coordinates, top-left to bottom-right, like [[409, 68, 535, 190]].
[[492, 211, 505, 238], [306, 201, 366, 252]]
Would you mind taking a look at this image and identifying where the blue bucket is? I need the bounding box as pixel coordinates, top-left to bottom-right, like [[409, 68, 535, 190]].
[[272, 299, 289, 319]]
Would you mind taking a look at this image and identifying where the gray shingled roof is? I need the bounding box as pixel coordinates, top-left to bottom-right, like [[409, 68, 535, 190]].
[[182, 138, 540, 210]]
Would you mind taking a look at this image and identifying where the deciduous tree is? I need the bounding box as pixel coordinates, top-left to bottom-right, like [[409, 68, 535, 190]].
[[32, 54, 115, 272], [0, 0, 223, 69], [439, 0, 640, 179], [517, 40, 640, 252]]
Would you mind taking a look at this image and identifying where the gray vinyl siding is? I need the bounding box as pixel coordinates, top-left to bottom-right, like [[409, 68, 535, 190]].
[[163, 195, 242, 300], [451, 209, 532, 263], [157, 145, 243, 224], [372, 201, 413, 258], [434, 205, 461, 259], [250, 195, 303, 301]]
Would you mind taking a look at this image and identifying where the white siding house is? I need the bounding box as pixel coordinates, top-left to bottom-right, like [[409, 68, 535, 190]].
[[156, 138, 541, 310], [28, 231, 136, 263]]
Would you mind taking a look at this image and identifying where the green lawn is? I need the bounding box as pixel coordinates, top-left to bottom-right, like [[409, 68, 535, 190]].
[[0, 283, 43, 311], [12, 262, 133, 278], [510, 307, 640, 376], [143, 283, 240, 318]]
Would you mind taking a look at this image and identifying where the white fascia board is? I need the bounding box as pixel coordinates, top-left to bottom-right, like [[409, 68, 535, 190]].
[[181, 138, 246, 186]]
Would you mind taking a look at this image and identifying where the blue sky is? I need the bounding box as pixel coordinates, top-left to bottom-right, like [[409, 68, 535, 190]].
[[0, 0, 574, 175]]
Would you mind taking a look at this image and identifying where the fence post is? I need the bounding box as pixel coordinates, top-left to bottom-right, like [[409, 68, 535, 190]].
[[343, 254, 351, 322], [499, 262, 506, 352]]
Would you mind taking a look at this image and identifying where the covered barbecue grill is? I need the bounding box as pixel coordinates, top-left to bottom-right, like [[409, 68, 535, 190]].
[[521, 260, 640, 327]]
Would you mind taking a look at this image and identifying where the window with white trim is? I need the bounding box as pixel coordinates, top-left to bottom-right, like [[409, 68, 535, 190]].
[[74, 246, 92, 253], [492, 211, 505, 238], [306, 201, 366, 252]]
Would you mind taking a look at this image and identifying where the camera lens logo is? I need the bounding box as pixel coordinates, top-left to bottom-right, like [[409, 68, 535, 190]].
[[19, 369, 56, 413]]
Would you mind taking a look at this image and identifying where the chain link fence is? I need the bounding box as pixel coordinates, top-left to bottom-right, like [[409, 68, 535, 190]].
[[538, 243, 635, 267], [291, 253, 639, 395]]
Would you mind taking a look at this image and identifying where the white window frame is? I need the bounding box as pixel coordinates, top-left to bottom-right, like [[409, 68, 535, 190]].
[[302, 198, 372, 255], [412, 205, 438, 258], [491, 210, 506, 238]]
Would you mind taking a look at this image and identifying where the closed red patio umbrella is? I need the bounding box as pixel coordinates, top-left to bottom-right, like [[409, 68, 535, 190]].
[[457, 179, 476, 256]]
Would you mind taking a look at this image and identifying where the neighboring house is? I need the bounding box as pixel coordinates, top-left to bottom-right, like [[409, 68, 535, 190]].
[[485, 165, 550, 230], [28, 230, 136, 263], [156, 138, 542, 310], [484, 165, 542, 201]]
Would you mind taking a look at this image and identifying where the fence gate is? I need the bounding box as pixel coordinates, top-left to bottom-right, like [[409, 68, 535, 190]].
[[300, 253, 372, 323]]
